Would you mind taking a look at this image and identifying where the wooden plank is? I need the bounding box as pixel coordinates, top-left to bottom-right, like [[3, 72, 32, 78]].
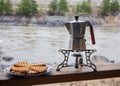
[[0, 64, 120, 86]]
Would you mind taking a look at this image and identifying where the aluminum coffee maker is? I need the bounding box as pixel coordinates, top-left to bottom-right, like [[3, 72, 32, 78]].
[[57, 16, 97, 72], [65, 16, 95, 50]]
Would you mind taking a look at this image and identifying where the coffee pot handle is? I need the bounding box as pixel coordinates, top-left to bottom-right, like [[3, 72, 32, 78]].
[[86, 21, 96, 44]]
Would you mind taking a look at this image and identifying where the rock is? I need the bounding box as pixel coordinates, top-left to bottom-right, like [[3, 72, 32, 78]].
[[2, 56, 14, 61], [91, 55, 109, 63], [109, 60, 115, 63], [0, 51, 3, 55], [0, 64, 9, 71]]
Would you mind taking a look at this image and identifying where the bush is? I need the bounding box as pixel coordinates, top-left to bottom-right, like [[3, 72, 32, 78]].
[[0, 0, 12, 15], [17, 0, 38, 17], [48, 0, 69, 15], [101, 0, 120, 16], [75, 1, 92, 15]]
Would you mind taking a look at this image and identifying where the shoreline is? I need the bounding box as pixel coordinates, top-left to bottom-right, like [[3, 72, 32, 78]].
[[0, 15, 120, 27], [0, 24, 120, 28], [0, 24, 120, 27]]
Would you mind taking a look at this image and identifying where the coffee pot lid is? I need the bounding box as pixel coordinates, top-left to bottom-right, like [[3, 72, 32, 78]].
[[66, 20, 85, 23], [65, 16, 85, 23]]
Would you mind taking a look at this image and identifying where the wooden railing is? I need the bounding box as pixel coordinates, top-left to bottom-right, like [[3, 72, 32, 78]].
[[0, 64, 120, 86]]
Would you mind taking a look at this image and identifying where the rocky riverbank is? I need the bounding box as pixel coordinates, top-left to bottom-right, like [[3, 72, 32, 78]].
[[0, 15, 120, 27]]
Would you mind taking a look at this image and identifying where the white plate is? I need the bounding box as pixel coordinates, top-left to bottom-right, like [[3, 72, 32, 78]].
[[4, 65, 52, 76]]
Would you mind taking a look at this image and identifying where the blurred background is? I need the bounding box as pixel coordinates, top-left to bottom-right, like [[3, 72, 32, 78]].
[[0, 0, 120, 86]]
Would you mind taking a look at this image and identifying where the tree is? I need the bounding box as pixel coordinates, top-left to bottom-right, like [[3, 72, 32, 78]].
[[17, 0, 38, 16], [81, 1, 92, 13], [100, 0, 120, 16], [30, 0, 38, 14], [58, 0, 69, 15], [75, 1, 92, 15], [4, 0, 12, 15], [0, 0, 12, 15], [76, 3, 81, 13], [101, 0, 111, 16], [48, 0, 58, 14], [0, 0, 5, 15], [110, 0, 120, 15]]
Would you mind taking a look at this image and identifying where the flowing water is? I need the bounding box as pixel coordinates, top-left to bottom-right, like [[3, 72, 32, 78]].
[[0, 26, 120, 65]]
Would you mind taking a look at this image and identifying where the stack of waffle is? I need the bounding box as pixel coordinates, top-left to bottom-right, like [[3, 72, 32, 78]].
[[10, 62, 47, 74]]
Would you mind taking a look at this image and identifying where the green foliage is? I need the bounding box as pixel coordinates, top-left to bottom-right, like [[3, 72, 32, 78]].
[[101, 0, 111, 16], [0, 0, 12, 15], [48, 0, 58, 13], [38, 8, 45, 15], [4, 0, 12, 15], [101, 0, 120, 16], [110, 0, 120, 15], [0, 0, 4, 15], [48, 0, 69, 15], [75, 1, 92, 15], [76, 3, 81, 13], [17, 0, 38, 16], [58, 0, 69, 14]]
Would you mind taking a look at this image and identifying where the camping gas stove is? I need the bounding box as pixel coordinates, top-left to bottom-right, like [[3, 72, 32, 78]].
[[56, 16, 97, 72]]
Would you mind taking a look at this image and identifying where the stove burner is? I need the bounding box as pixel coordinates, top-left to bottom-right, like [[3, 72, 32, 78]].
[[72, 53, 83, 68]]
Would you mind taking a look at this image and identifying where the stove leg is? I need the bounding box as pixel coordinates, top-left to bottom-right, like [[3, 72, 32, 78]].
[[79, 57, 83, 67], [56, 50, 70, 71], [85, 50, 97, 72]]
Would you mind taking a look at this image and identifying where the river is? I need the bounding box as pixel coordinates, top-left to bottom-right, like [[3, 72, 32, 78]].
[[0, 26, 120, 66]]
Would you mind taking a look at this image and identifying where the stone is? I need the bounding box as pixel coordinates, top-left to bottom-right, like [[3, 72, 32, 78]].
[[91, 55, 109, 63], [2, 56, 14, 61]]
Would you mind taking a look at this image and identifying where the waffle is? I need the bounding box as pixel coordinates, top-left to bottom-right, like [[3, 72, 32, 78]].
[[10, 66, 29, 73], [31, 63, 46, 67], [10, 62, 48, 75], [11, 70, 26, 75], [14, 62, 31, 67], [27, 69, 38, 74], [30, 66, 47, 73]]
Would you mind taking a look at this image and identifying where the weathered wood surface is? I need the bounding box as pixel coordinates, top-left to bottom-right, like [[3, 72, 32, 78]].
[[0, 64, 120, 86]]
